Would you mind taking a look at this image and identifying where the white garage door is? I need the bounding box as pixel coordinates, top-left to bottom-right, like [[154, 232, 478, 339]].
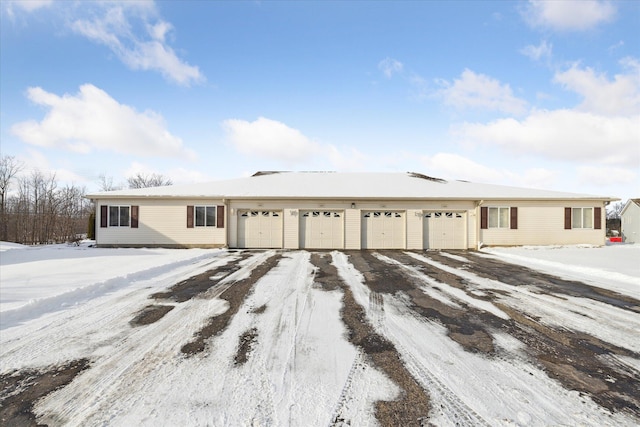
[[424, 211, 466, 249], [361, 211, 405, 249], [237, 210, 283, 248], [300, 210, 344, 249]]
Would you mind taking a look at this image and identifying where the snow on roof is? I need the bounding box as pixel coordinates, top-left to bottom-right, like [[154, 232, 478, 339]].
[[86, 171, 614, 201]]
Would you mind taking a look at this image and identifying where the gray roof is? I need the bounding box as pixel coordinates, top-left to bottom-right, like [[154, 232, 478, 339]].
[[87, 171, 615, 201]]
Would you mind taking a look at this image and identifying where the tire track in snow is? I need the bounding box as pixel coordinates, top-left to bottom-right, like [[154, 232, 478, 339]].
[[30, 252, 275, 424]]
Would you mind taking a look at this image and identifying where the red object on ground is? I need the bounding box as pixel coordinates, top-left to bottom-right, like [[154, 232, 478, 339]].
[[609, 237, 622, 242]]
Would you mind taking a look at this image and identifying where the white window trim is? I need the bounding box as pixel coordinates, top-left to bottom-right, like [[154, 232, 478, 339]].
[[488, 206, 510, 229], [108, 205, 131, 227], [194, 205, 217, 227]]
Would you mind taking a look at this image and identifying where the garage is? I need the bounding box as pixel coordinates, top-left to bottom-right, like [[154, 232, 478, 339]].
[[361, 211, 405, 249], [300, 210, 344, 249], [423, 211, 466, 249], [237, 210, 283, 248]]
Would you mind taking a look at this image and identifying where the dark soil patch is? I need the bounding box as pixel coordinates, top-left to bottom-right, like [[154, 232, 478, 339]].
[[345, 251, 416, 294], [129, 304, 175, 327], [371, 251, 498, 355], [152, 252, 253, 302], [462, 251, 640, 313], [234, 328, 259, 365], [310, 253, 341, 291], [496, 302, 640, 417], [181, 253, 281, 356], [250, 304, 267, 314], [409, 250, 640, 418], [0, 358, 90, 426], [310, 252, 431, 427]]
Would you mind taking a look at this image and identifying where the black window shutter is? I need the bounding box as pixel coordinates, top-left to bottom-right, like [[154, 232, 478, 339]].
[[510, 207, 518, 230], [131, 206, 139, 228], [217, 205, 225, 228], [187, 206, 194, 228], [480, 207, 488, 229], [564, 207, 572, 230], [594, 207, 602, 230], [100, 205, 108, 228]]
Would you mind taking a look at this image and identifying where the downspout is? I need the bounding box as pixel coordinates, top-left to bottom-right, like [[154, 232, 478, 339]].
[[476, 200, 484, 250]]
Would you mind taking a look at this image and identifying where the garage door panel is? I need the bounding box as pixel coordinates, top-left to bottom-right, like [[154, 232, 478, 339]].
[[424, 211, 465, 249], [300, 210, 344, 249], [238, 210, 283, 248], [361, 210, 405, 249]]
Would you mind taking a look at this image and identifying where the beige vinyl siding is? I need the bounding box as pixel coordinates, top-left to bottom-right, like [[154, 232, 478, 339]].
[[468, 209, 477, 249], [96, 198, 226, 247], [284, 209, 299, 249], [479, 201, 607, 247], [406, 209, 423, 249], [344, 208, 361, 249]]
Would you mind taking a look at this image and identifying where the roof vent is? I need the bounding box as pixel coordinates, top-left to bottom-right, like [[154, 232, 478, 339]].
[[252, 171, 286, 177], [407, 172, 447, 183]]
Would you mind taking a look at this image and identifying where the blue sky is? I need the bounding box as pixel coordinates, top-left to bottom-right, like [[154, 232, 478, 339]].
[[1, 0, 638, 200]]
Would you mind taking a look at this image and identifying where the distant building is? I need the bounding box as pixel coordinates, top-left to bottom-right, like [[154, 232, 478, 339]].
[[621, 199, 640, 243], [86, 171, 615, 249]]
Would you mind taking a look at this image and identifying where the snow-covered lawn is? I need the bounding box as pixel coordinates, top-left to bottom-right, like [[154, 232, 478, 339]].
[[0, 242, 638, 426], [482, 243, 640, 299]]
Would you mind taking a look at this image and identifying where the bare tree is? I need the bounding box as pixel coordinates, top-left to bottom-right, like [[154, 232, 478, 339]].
[[606, 201, 625, 219], [97, 174, 124, 191], [0, 155, 24, 241], [127, 172, 173, 189]]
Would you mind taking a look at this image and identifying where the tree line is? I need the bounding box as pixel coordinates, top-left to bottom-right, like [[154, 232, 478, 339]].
[[0, 155, 172, 245]]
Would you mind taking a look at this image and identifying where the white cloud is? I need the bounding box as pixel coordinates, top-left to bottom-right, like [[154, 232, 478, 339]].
[[436, 69, 528, 115], [523, 0, 616, 31], [222, 117, 320, 164], [8, 0, 53, 12], [70, 3, 203, 86], [11, 84, 194, 159], [553, 60, 640, 116], [420, 152, 558, 189], [453, 109, 639, 167], [520, 40, 552, 61], [577, 166, 637, 186], [421, 153, 504, 183], [378, 57, 404, 78], [326, 145, 367, 171]]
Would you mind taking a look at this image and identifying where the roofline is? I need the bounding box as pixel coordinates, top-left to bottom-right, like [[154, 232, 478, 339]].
[[86, 194, 618, 202]]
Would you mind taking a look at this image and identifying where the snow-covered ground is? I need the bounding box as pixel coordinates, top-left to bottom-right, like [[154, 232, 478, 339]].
[[1, 242, 638, 426], [482, 243, 640, 299]]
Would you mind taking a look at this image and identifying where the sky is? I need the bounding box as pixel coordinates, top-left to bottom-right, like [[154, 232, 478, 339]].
[[1, 0, 638, 201]]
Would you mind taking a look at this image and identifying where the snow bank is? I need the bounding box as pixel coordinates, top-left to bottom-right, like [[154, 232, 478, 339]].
[[0, 241, 222, 328]]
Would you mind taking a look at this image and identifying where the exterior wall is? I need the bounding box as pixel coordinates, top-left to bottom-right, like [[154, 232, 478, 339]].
[[406, 209, 423, 249], [94, 197, 608, 249], [479, 200, 607, 247], [284, 209, 300, 249], [95, 198, 226, 248], [468, 209, 477, 249], [228, 199, 477, 249], [621, 202, 640, 243]]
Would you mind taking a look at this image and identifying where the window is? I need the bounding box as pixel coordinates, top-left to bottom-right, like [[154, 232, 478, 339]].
[[571, 207, 593, 229], [488, 207, 509, 228], [481, 206, 517, 230], [194, 206, 216, 227], [109, 206, 130, 227], [188, 205, 224, 228]]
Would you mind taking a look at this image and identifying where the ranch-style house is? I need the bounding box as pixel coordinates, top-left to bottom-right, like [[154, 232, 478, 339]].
[[86, 171, 614, 250]]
